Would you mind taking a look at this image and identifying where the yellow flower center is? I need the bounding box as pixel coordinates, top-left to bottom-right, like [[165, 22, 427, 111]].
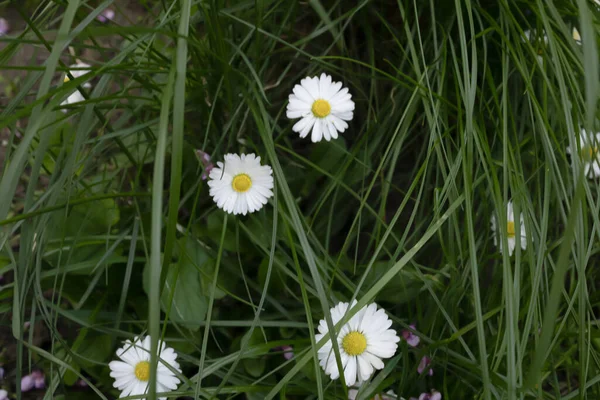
[[507, 221, 515, 238], [232, 173, 252, 193], [134, 361, 150, 381], [581, 145, 598, 162], [311, 99, 331, 118], [342, 331, 367, 356]]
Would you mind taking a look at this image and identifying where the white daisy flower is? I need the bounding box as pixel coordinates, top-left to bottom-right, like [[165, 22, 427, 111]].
[[108, 336, 181, 400], [567, 129, 600, 178], [286, 73, 355, 142], [315, 301, 400, 387], [207, 153, 274, 215], [491, 201, 526, 256], [61, 62, 92, 110], [523, 29, 548, 63]]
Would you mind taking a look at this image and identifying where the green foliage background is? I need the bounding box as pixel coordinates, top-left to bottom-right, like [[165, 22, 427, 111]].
[[1, 0, 600, 399]]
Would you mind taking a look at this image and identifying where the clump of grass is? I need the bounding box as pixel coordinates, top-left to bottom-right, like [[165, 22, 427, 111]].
[[1, 0, 599, 399]]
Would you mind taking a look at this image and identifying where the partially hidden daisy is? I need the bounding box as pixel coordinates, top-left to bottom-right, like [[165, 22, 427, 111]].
[[522, 29, 548, 62], [315, 300, 400, 386], [491, 201, 527, 256], [572, 27, 582, 45], [567, 128, 600, 178], [286, 73, 355, 142], [60, 62, 92, 110], [108, 336, 181, 400], [207, 153, 274, 215]]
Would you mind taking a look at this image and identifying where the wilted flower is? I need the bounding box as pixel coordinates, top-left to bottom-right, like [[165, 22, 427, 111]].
[[417, 356, 433, 376], [401, 324, 420, 347]]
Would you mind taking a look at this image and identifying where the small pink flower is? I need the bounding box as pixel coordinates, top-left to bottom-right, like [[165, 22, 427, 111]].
[[281, 345, 294, 360], [272, 345, 294, 360], [0, 18, 9, 36], [22, 371, 45, 391], [417, 356, 433, 376], [31, 370, 45, 389], [402, 324, 420, 347], [196, 150, 214, 180], [0, 389, 8, 400], [21, 375, 35, 392], [76, 379, 88, 387], [418, 390, 442, 400], [96, 9, 115, 23]]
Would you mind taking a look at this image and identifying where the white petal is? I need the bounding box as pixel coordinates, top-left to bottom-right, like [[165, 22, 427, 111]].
[[311, 119, 323, 142], [292, 84, 314, 104], [344, 357, 358, 386], [292, 116, 314, 134], [357, 354, 374, 381], [361, 351, 384, 370]]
